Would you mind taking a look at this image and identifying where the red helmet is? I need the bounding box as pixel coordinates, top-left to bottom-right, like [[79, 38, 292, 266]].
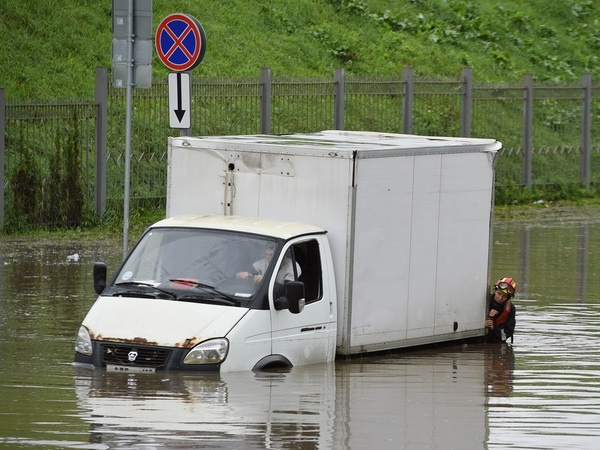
[[494, 277, 516, 297]]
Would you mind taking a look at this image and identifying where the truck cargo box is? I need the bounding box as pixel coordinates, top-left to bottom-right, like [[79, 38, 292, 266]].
[[167, 131, 500, 355]]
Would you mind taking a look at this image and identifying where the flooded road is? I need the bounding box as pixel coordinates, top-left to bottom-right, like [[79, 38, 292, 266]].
[[1, 207, 600, 448]]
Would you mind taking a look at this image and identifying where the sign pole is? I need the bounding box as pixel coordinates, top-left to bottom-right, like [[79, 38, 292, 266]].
[[112, 0, 152, 257], [123, 0, 133, 258], [180, 72, 192, 137]]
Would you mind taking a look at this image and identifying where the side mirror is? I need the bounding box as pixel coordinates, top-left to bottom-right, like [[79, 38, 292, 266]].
[[286, 281, 305, 314], [93, 262, 107, 295]]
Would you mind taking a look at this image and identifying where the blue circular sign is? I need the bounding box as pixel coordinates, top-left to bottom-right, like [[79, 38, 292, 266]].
[[155, 13, 206, 71]]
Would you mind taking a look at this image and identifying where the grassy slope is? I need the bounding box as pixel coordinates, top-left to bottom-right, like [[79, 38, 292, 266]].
[[1, 0, 599, 98]]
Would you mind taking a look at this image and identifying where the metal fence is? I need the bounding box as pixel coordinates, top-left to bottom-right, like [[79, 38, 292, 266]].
[[0, 96, 97, 229], [1, 67, 599, 230]]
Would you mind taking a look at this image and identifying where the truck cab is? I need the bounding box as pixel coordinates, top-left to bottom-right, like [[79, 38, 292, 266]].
[[74, 215, 337, 372]]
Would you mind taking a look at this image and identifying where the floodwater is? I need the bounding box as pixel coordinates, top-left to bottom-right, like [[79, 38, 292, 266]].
[[1, 207, 600, 449]]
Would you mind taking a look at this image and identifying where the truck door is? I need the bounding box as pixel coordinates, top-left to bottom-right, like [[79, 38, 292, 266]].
[[269, 237, 336, 366]]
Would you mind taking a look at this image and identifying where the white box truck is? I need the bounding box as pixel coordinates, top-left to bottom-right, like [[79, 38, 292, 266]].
[[75, 131, 500, 372]]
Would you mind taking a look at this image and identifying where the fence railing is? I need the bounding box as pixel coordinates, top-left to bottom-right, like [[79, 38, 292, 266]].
[[1, 67, 598, 230]]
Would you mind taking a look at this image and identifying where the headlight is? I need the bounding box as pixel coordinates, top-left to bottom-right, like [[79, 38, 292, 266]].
[[75, 326, 93, 356], [183, 338, 229, 365]]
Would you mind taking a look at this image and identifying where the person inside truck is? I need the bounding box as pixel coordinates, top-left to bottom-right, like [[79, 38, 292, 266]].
[[485, 277, 517, 343], [236, 245, 301, 285]]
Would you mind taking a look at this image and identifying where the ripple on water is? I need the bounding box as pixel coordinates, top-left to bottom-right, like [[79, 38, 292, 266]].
[[487, 303, 600, 448]]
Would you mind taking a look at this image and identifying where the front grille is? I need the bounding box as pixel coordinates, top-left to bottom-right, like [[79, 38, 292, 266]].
[[102, 344, 171, 369]]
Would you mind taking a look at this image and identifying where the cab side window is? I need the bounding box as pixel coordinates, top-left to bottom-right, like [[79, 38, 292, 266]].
[[290, 239, 322, 304]]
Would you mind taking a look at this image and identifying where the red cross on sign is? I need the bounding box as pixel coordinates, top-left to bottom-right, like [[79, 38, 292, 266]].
[[155, 13, 206, 71]]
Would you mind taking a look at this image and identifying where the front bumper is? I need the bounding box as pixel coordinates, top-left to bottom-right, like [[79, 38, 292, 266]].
[[74, 341, 221, 372]]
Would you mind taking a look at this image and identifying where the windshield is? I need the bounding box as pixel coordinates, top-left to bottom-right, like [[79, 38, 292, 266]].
[[111, 227, 278, 303]]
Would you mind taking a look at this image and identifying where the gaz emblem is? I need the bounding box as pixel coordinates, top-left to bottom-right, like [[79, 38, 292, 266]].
[[128, 351, 138, 362]]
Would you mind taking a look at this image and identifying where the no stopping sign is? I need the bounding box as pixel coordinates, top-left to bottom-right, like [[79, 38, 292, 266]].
[[155, 13, 206, 71]]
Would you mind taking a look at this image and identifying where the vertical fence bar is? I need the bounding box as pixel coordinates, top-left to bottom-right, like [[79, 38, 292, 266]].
[[580, 74, 592, 188], [0, 88, 4, 231], [461, 67, 472, 137], [95, 67, 108, 217], [402, 67, 414, 134], [522, 74, 534, 188], [577, 224, 589, 302], [334, 68, 345, 130], [260, 68, 271, 134], [519, 228, 531, 299]]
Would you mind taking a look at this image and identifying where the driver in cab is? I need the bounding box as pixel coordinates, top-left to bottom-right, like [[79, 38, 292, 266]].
[[236, 245, 301, 285]]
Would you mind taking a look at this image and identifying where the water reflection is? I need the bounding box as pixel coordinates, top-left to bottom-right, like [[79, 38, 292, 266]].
[[484, 343, 515, 398], [73, 347, 493, 449], [2, 207, 600, 448], [334, 347, 488, 449], [516, 225, 593, 303], [492, 208, 600, 305], [75, 366, 335, 449], [69, 342, 524, 449], [488, 303, 600, 449]]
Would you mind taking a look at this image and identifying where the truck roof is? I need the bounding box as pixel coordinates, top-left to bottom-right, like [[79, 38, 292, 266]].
[[169, 130, 501, 158], [151, 215, 327, 240]]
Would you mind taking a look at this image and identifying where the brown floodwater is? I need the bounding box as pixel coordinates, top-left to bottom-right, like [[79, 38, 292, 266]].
[[1, 207, 600, 448]]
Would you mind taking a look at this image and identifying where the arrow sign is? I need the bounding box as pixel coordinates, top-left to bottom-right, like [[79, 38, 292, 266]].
[[168, 72, 191, 129], [174, 73, 186, 122]]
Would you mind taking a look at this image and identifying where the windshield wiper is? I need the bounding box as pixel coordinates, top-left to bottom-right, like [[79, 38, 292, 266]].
[[114, 281, 177, 300], [176, 295, 241, 307], [169, 278, 240, 306]]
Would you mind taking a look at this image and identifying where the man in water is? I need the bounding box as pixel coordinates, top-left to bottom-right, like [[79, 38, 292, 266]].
[[486, 277, 517, 343]]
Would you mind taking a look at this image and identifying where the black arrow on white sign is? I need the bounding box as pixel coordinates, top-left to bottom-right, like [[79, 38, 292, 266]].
[[174, 73, 186, 123], [168, 72, 191, 129]]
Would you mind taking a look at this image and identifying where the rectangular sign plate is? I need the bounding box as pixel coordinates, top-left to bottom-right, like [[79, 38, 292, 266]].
[[168, 72, 191, 129], [106, 364, 156, 374]]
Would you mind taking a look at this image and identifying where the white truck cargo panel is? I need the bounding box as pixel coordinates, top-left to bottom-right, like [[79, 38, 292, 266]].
[[167, 131, 500, 355]]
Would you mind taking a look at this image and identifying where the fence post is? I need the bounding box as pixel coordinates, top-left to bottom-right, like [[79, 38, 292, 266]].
[[402, 67, 414, 134], [95, 67, 108, 217], [260, 68, 271, 135], [522, 74, 534, 188], [334, 68, 345, 130], [0, 88, 4, 231], [460, 67, 472, 137], [580, 74, 592, 188]]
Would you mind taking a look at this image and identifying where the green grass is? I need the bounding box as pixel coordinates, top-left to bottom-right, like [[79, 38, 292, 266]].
[[1, 204, 166, 242], [2, 0, 600, 234], [2, 0, 600, 98]]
